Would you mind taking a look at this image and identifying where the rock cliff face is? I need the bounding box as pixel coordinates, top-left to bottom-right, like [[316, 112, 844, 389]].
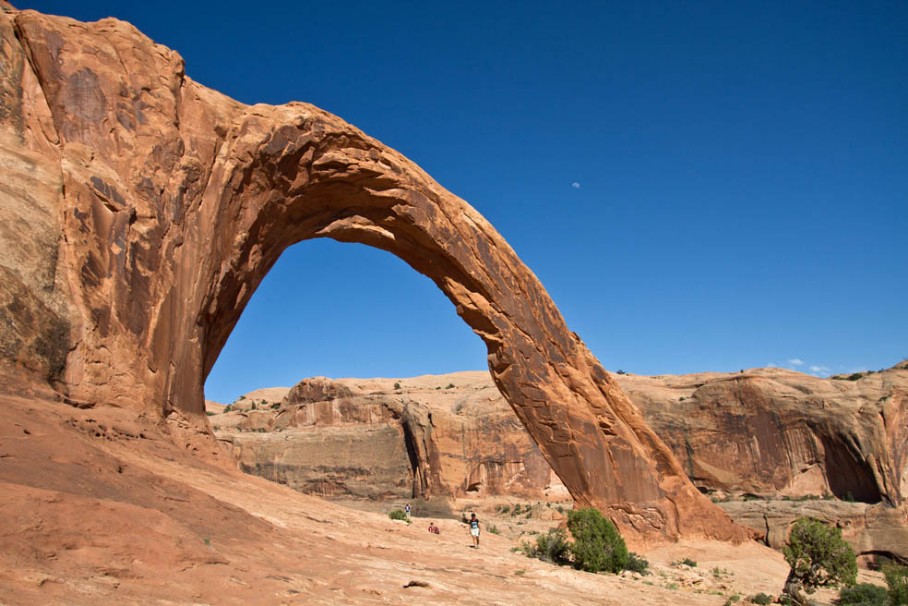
[[213, 372, 565, 500], [619, 365, 908, 506], [215, 364, 908, 557], [0, 7, 741, 541]]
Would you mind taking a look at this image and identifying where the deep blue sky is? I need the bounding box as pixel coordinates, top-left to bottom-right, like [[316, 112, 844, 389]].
[[19, 1, 908, 402]]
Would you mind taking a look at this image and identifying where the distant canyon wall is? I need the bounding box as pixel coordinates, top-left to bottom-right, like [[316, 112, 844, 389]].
[[212, 373, 566, 502], [214, 364, 908, 557]]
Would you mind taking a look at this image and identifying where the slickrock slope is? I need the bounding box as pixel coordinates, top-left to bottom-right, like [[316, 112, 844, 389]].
[[0, 6, 742, 540], [1, 372, 796, 606]]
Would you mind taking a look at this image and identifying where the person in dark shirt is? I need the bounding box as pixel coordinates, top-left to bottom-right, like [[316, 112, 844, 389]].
[[468, 513, 481, 548]]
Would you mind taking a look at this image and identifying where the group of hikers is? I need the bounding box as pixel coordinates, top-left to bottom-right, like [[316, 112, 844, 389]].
[[402, 503, 482, 548]]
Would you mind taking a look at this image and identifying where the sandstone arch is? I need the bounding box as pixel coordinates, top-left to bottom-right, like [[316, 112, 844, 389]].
[[0, 8, 746, 542]]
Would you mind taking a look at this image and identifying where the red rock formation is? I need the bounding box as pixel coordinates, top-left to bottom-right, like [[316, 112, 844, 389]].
[[618, 365, 908, 506], [213, 365, 908, 557], [0, 7, 744, 541], [213, 373, 565, 501]]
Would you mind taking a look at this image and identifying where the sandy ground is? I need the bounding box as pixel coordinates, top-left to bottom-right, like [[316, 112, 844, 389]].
[[0, 380, 881, 605]]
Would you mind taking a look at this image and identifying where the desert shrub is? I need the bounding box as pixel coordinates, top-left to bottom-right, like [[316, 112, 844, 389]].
[[750, 593, 773, 605], [393, 382, 401, 390], [521, 528, 570, 565], [567, 508, 628, 573], [674, 558, 698, 568], [884, 562, 908, 605], [497, 504, 511, 514], [513, 504, 523, 515], [625, 552, 649, 574], [487, 524, 500, 535], [837, 582, 888, 606], [388, 509, 409, 522], [445, 383, 455, 389], [783, 517, 857, 596]]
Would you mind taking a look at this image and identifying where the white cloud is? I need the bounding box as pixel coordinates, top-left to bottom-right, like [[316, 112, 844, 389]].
[[788, 358, 805, 366], [571, 182, 581, 189], [809, 365, 830, 374]]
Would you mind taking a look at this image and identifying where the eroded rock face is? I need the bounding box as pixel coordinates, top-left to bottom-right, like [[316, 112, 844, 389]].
[[213, 372, 566, 501], [0, 7, 743, 541], [618, 365, 908, 507], [216, 365, 908, 557]]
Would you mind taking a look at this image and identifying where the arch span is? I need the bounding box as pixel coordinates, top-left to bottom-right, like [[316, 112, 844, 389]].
[[2, 8, 746, 541]]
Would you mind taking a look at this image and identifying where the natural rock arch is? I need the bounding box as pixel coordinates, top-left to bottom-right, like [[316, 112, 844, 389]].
[[0, 7, 745, 542]]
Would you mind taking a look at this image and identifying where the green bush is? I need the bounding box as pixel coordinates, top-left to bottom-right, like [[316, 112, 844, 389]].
[[521, 528, 570, 565], [783, 517, 857, 595], [567, 508, 628, 573], [487, 524, 500, 535], [625, 552, 649, 575], [837, 582, 888, 606], [388, 509, 409, 522], [750, 593, 773, 605], [884, 563, 908, 605]]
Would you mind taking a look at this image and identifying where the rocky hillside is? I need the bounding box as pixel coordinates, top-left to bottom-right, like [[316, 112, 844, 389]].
[[213, 362, 908, 558]]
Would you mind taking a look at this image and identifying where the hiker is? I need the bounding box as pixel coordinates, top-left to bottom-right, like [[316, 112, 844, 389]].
[[468, 512, 480, 548], [428, 522, 440, 534], [405, 503, 411, 519]]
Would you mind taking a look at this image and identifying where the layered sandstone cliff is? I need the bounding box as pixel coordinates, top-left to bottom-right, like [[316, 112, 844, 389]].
[[214, 363, 908, 557], [620, 363, 908, 506], [0, 6, 742, 540], [213, 372, 565, 501]]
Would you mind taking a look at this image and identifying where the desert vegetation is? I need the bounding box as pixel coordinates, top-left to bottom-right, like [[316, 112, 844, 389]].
[[782, 517, 857, 605], [519, 508, 647, 575]]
